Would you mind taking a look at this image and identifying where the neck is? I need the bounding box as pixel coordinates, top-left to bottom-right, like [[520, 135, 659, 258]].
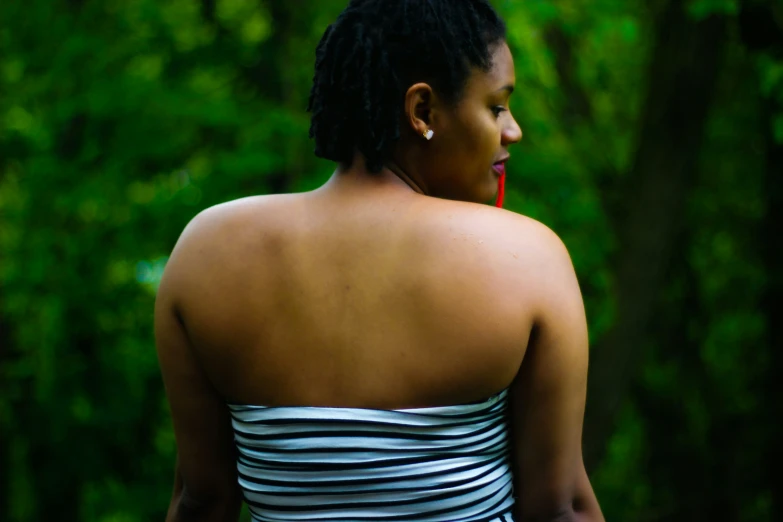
[[325, 154, 430, 196], [384, 160, 427, 195]]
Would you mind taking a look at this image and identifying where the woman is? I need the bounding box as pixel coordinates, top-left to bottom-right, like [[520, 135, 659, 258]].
[[155, 1, 604, 521]]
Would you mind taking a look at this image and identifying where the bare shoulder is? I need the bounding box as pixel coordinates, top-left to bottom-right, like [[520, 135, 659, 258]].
[[177, 195, 281, 245], [423, 199, 574, 273], [159, 194, 291, 298]]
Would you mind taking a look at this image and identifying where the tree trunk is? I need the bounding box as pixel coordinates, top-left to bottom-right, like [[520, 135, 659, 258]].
[[0, 318, 9, 520], [583, 3, 728, 470], [761, 93, 783, 521]]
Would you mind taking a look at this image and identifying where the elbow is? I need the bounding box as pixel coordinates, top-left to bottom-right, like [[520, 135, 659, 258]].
[[167, 486, 240, 522], [516, 477, 604, 522], [168, 490, 213, 522], [519, 502, 603, 522], [519, 507, 576, 522]]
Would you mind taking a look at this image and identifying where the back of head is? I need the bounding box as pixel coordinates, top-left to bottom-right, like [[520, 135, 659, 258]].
[[308, 0, 507, 173]]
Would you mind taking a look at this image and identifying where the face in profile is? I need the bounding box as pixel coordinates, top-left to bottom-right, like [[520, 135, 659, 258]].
[[419, 42, 523, 204], [308, 0, 515, 204]]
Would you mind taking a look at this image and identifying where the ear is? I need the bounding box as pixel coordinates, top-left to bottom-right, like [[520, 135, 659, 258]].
[[403, 82, 437, 138]]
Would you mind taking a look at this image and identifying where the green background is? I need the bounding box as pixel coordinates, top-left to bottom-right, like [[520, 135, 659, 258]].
[[1, 0, 782, 520]]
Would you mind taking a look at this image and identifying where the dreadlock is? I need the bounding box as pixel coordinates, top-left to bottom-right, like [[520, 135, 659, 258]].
[[307, 0, 507, 173]]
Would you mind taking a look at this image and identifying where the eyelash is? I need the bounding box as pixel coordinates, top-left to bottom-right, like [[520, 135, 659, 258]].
[[492, 106, 507, 117]]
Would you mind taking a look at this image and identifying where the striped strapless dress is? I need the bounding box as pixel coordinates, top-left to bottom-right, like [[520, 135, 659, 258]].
[[228, 389, 516, 522]]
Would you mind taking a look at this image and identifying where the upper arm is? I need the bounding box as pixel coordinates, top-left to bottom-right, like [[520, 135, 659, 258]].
[[155, 229, 242, 521], [508, 225, 601, 521]]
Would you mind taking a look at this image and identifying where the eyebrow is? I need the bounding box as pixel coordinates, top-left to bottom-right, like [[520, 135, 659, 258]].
[[495, 84, 515, 95]]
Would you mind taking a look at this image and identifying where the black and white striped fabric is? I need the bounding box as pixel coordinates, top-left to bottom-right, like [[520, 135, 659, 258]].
[[228, 389, 516, 522]]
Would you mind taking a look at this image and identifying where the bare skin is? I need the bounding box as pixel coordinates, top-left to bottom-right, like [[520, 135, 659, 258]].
[[156, 42, 604, 522]]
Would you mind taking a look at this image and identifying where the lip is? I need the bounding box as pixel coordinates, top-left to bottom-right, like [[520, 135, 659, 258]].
[[492, 157, 509, 176]]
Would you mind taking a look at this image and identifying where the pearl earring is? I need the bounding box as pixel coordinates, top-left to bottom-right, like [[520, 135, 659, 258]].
[[423, 129, 434, 140]]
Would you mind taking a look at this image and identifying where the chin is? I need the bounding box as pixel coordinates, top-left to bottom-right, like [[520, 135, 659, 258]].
[[448, 178, 496, 204], [484, 178, 500, 204]]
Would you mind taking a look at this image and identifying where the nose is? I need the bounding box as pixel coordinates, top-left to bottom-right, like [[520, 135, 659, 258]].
[[502, 113, 523, 145]]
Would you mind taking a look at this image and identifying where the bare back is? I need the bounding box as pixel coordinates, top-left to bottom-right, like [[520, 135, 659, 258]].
[[164, 179, 548, 409], [156, 174, 604, 522]]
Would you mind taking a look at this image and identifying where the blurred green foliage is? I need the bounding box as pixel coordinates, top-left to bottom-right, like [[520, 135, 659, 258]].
[[1, 0, 781, 520]]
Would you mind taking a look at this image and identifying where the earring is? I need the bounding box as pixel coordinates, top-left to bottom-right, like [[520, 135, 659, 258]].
[[423, 129, 434, 141]]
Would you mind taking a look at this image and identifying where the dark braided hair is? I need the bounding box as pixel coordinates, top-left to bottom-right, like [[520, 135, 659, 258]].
[[308, 0, 507, 173]]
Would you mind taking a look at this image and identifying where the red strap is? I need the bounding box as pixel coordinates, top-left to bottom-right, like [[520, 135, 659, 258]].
[[494, 169, 506, 208]]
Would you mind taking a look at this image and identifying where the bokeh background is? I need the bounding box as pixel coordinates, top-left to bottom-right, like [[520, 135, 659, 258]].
[[1, 0, 782, 520]]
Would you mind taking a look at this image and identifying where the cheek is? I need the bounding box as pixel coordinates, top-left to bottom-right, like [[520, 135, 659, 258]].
[[430, 108, 500, 194], [462, 119, 500, 171], [452, 112, 497, 158]]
